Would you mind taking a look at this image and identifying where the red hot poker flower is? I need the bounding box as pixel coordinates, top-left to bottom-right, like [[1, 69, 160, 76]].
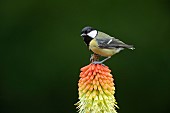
[[75, 63, 118, 113]]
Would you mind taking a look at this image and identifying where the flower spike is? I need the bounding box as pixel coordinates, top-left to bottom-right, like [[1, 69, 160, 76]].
[[75, 63, 118, 113]]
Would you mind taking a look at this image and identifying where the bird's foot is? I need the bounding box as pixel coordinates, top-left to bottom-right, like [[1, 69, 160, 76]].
[[92, 61, 105, 66], [92, 61, 102, 64]]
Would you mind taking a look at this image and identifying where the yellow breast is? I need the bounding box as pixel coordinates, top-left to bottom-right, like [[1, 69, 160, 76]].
[[89, 39, 117, 57]]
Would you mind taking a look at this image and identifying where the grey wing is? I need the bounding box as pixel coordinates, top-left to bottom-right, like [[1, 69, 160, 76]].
[[96, 37, 134, 49]]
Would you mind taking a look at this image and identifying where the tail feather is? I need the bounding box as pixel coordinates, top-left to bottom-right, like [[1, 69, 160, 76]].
[[119, 44, 135, 50]]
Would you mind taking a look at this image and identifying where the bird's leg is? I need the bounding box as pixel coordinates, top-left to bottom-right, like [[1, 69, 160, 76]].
[[90, 54, 94, 62], [92, 56, 111, 64]]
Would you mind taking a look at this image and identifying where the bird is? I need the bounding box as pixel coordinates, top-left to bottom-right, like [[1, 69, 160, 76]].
[[80, 26, 134, 64]]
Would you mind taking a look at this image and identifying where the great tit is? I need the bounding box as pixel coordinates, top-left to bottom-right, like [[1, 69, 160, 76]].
[[80, 26, 134, 64]]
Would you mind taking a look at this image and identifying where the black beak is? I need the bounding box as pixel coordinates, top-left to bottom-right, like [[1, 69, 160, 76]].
[[81, 33, 87, 37]]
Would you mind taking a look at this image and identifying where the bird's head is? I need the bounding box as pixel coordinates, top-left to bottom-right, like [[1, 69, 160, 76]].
[[81, 26, 98, 38]]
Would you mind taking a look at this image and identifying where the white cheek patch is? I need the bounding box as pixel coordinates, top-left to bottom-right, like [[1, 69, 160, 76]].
[[87, 30, 97, 38]]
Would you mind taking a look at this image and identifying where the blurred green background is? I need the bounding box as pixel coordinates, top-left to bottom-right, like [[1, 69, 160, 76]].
[[0, 0, 170, 113]]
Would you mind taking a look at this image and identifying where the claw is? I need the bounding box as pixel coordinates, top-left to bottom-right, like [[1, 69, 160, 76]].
[[92, 61, 105, 66], [92, 61, 102, 64]]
